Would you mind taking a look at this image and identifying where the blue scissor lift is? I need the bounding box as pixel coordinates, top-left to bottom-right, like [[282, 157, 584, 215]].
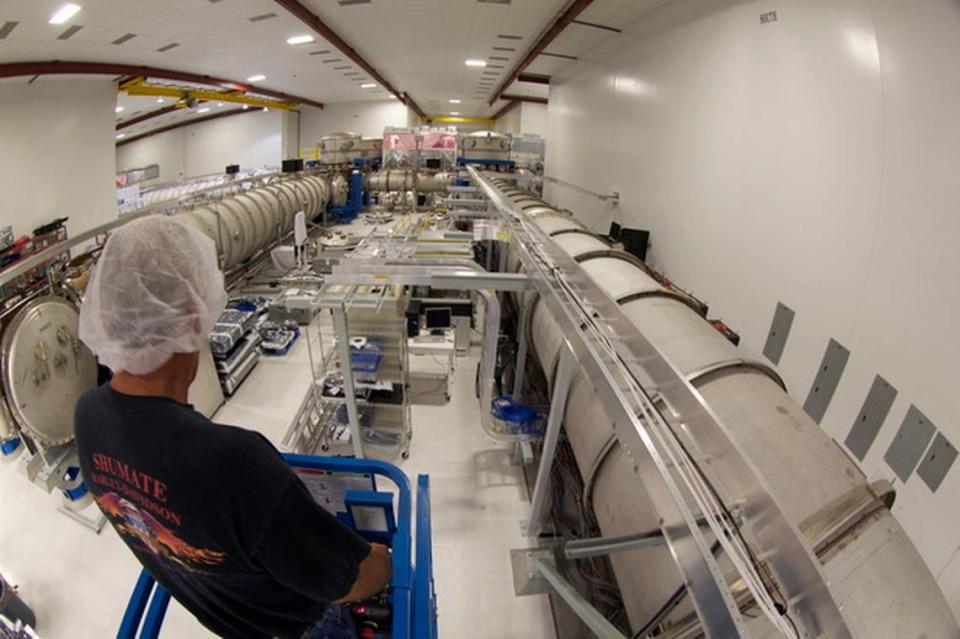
[[117, 455, 437, 639]]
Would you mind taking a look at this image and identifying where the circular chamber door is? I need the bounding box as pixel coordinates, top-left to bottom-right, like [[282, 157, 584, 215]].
[[1, 296, 97, 446]]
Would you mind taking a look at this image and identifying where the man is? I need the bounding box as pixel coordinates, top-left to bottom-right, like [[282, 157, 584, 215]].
[[74, 216, 391, 638]]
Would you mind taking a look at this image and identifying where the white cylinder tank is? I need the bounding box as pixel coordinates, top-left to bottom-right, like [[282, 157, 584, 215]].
[[494, 177, 958, 638], [178, 175, 330, 270]]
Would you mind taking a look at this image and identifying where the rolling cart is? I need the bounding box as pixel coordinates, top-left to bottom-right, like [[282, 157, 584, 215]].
[[117, 455, 437, 639]]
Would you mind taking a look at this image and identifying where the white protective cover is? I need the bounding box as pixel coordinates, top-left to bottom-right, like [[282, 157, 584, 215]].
[[79, 215, 227, 374]]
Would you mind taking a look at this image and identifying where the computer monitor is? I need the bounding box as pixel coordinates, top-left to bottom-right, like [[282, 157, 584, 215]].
[[425, 307, 452, 329]]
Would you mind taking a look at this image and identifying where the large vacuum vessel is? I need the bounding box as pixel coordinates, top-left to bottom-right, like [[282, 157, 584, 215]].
[[178, 175, 330, 270], [492, 177, 958, 637], [365, 171, 454, 193]]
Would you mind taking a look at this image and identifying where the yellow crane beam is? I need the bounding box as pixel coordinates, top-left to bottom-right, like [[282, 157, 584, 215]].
[[426, 115, 496, 126], [119, 77, 298, 111]]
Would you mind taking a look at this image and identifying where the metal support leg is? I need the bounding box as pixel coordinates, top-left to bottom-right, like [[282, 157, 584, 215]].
[[333, 306, 364, 459], [512, 292, 530, 400], [532, 556, 627, 639], [525, 344, 575, 537]]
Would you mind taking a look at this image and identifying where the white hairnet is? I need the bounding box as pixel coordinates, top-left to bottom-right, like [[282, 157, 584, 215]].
[[79, 215, 227, 375]]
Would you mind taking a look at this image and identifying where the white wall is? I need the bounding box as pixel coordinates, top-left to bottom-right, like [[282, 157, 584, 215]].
[[520, 102, 548, 138], [0, 78, 117, 237], [495, 102, 547, 137], [545, 0, 960, 615], [116, 110, 283, 182], [299, 100, 411, 144], [494, 104, 523, 135]]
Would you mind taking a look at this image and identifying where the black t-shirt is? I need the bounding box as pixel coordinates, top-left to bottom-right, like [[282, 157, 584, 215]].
[[74, 384, 371, 639]]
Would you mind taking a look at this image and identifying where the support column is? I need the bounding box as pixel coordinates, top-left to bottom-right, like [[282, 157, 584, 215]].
[[525, 343, 575, 537]]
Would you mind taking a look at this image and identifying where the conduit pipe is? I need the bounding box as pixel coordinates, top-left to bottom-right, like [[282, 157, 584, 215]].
[[491, 176, 958, 637]]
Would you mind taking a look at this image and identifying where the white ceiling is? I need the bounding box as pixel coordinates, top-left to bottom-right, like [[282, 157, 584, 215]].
[[0, 0, 651, 126]]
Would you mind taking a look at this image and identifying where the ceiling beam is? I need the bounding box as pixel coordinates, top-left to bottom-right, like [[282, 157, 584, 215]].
[[500, 94, 548, 105], [489, 0, 596, 105], [571, 18, 621, 33], [116, 104, 182, 130], [117, 108, 252, 146], [273, 0, 426, 119], [517, 73, 551, 85], [0, 61, 324, 109], [492, 100, 519, 121]]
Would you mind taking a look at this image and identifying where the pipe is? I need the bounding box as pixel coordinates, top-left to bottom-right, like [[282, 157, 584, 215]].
[[499, 179, 958, 636], [365, 171, 454, 193], [176, 174, 330, 270]]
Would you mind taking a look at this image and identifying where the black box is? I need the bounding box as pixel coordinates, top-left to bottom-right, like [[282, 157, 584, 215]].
[[406, 300, 422, 337], [281, 158, 304, 173], [225, 164, 240, 175], [620, 228, 650, 262]]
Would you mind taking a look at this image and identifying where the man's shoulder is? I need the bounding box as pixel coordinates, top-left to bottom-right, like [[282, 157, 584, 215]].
[[203, 423, 290, 472]]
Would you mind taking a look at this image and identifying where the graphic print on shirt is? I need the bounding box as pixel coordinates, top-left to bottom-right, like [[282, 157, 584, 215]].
[[88, 452, 226, 573]]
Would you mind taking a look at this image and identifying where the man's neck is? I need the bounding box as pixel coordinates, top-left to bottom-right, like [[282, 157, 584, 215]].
[[108, 352, 197, 404]]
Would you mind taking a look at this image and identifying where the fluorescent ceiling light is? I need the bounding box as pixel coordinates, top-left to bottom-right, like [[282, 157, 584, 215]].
[[115, 133, 125, 139], [217, 102, 224, 107], [360, 83, 376, 89], [449, 99, 461, 104], [286, 34, 314, 45], [450, 112, 460, 116], [389, 95, 398, 99], [114, 106, 124, 113], [246, 74, 266, 82], [465, 59, 487, 67], [262, 107, 269, 112], [156, 97, 165, 103], [197, 107, 210, 113], [49, 3, 81, 25]]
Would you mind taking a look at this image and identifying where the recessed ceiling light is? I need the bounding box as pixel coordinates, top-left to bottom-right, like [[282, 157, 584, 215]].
[[115, 133, 125, 139], [465, 59, 487, 67], [262, 107, 269, 112], [286, 34, 314, 45], [242, 104, 249, 110], [197, 107, 210, 113], [246, 74, 266, 82], [156, 97, 165, 104], [49, 3, 81, 25], [360, 83, 376, 89], [450, 112, 460, 116], [389, 95, 398, 99], [449, 99, 461, 104], [115, 106, 124, 113], [217, 102, 224, 107]]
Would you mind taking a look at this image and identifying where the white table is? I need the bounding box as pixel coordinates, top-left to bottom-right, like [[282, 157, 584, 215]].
[[407, 329, 456, 401]]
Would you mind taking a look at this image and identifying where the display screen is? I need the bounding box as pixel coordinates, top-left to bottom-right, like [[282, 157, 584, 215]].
[[425, 307, 451, 329]]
